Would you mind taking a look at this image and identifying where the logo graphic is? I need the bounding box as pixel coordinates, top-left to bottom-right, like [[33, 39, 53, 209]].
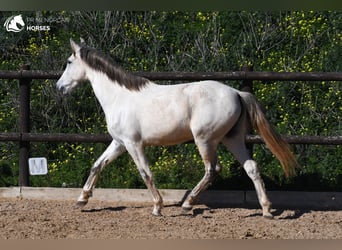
[[4, 14, 25, 32]]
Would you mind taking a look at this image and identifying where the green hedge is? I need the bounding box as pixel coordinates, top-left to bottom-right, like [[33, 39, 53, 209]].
[[0, 11, 341, 190]]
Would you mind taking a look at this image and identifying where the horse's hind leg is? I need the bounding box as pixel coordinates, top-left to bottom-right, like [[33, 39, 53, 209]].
[[181, 140, 219, 213], [221, 136, 273, 218], [77, 140, 126, 206]]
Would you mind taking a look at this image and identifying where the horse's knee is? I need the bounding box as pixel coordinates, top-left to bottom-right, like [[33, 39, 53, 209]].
[[90, 166, 101, 175], [243, 160, 260, 181], [91, 158, 107, 174]]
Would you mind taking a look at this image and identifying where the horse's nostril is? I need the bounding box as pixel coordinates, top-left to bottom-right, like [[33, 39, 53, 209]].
[[57, 85, 66, 94]]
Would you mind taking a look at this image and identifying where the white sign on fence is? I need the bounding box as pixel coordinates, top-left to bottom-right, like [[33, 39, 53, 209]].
[[28, 157, 48, 175]]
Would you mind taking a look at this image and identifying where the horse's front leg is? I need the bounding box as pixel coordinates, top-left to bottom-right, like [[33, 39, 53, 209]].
[[125, 142, 163, 216], [77, 140, 126, 206]]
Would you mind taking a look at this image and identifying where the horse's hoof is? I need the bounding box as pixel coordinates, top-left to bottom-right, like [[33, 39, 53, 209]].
[[263, 213, 274, 219], [76, 200, 88, 208], [152, 210, 162, 216], [181, 206, 192, 215]]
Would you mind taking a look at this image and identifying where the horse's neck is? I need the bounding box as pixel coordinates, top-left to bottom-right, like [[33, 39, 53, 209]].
[[88, 71, 122, 111]]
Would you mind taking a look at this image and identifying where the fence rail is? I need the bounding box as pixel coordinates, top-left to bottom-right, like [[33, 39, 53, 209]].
[[0, 66, 342, 186], [1, 69, 342, 81], [1, 132, 342, 145]]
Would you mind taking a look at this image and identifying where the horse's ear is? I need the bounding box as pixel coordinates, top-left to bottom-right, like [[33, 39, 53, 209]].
[[70, 39, 80, 54], [80, 37, 86, 46]]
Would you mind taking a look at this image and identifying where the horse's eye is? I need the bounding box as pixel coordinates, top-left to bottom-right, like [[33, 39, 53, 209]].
[[62, 60, 72, 70]]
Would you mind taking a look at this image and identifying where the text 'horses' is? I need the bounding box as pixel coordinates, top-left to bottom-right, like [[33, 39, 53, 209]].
[[56, 39, 297, 218]]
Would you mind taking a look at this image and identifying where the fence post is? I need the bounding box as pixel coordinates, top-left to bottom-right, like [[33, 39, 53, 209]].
[[240, 65, 254, 94], [19, 65, 31, 186], [240, 65, 254, 153]]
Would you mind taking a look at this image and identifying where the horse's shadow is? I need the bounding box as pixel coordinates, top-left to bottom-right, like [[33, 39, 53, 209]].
[[276, 209, 307, 220], [169, 207, 213, 218], [80, 203, 211, 218], [81, 206, 127, 213], [243, 208, 307, 220], [78, 203, 328, 220]]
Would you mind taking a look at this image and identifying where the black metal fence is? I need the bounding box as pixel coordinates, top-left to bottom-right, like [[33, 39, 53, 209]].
[[1, 66, 342, 186]]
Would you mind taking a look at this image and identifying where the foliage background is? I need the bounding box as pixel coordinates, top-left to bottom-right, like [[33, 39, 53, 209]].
[[0, 11, 341, 190]]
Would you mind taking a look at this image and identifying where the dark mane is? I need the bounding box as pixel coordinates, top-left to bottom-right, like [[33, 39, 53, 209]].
[[79, 46, 149, 91]]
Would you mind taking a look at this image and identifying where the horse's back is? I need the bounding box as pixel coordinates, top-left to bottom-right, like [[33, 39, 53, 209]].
[[184, 80, 241, 113]]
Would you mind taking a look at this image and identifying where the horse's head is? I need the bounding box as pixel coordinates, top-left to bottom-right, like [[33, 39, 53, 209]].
[[56, 39, 87, 94]]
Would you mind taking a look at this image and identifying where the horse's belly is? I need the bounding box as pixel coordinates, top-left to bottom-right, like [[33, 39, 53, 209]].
[[142, 124, 193, 146]]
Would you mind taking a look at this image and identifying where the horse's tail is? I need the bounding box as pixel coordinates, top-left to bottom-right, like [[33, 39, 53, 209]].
[[238, 91, 298, 177]]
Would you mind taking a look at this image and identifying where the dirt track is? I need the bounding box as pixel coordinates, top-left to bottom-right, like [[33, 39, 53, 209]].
[[0, 197, 342, 239]]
